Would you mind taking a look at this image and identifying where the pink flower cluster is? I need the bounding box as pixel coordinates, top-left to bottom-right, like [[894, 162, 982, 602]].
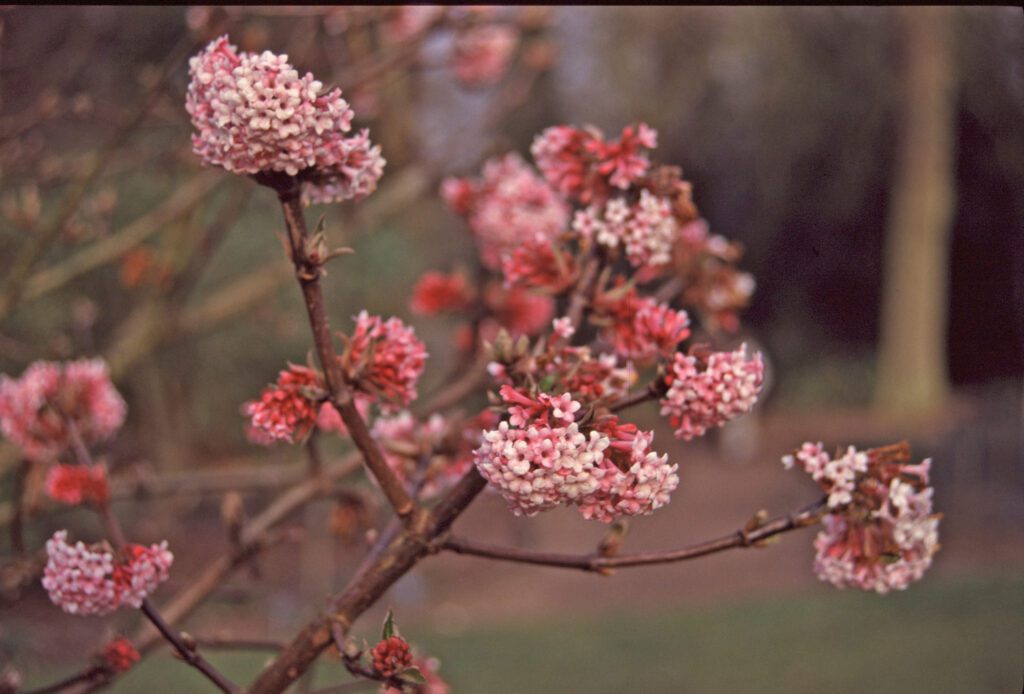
[[500, 234, 576, 293], [441, 153, 568, 269], [0, 359, 126, 462], [45, 464, 109, 506], [785, 443, 940, 593], [186, 36, 384, 203], [484, 284, 555, 338], [596, 288, 690, 363], [42, 530, 173, 615], [573, 189, 679, 271], [473, 387, 677, 522], [659, 345, 765, 441], [371, 635, 414, 678], [100, 636, 140, 673], [531, 123, 657, 204], [342, 312, 427, 408], [409, 271, 473, 316], [243, 365, 325, 444], [453, 24, 520, 87]]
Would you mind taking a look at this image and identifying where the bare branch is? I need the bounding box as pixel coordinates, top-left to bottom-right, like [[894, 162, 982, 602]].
[[442, 497, 828, 572], [272, 182, 415, 520], [444, 499, 827, 577]]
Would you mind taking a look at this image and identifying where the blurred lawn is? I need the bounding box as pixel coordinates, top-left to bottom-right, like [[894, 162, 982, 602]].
[[89, 574, 1021, 693]]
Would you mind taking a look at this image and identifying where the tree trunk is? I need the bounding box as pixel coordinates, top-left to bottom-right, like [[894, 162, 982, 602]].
[[875, 6, 956, 416]]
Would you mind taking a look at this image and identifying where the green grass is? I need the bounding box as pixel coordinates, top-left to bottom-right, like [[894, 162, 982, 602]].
[[89, 575, 1022, 693]]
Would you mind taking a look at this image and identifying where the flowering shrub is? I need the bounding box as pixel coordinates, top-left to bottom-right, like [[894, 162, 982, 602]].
[[0, 24, 940, 694]]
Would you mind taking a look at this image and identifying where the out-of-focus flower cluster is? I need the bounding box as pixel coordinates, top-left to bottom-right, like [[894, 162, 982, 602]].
[[371, 411, 479, 499], [441, 153, 569, 269], [100, 637, 141, 673], [659, 345, 765, 441], [186, 36, 384, 204], [45, 463, 109, 506], [783, 442, 941, 593], [42, 530, 173, 615], [0, 359, 125, 462], [531, 123, 657, 204]]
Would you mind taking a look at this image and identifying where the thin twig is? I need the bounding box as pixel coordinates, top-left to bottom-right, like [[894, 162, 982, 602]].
[[60, 414, 239, 693], [442, 496, 828, 572], [272, 181, 415, 520]]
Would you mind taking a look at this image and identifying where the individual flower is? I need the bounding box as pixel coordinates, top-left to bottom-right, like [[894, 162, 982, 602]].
[[44, 463, 109, 506], [452, 23, 520, 87], [99, 636, 140, 673], [409, 271, 473, 316], [441, 153, 569, 269], [574, 189, 679, 271], [342, 312, 428, 408], [659, 345, 764, 441], [595, 288, 690, 363], [371, 636, 413, 678], [42, 530, 173, 615], [531, 123, 657, 204], [0, 359, 126, 462], [186, 36, 384, 203], [243, 365, 324, 444]]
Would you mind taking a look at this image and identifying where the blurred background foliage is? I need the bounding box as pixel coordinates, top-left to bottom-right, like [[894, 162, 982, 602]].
[[0, 6, 1021, 692]]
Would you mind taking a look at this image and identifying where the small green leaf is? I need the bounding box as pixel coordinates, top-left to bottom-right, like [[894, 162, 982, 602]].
[[381, 608, 395, 640], [401, 667, 426, 684]]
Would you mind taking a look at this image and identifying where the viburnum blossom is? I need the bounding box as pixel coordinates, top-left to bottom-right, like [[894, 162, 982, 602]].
[[42, 530, 173, 615], [574, 189, 679, 271], [44, 464, 109, 506], [409, 271, 473, 316], [441, 153, 569, 269], [531, 123, 657, 204], [500, 233, 576, 293], [595, 288, 690, 363], [371, 412, 472, 498], [785, 444, 940, 593], [580, 420, 679, 523], [370, 636, 413, 678], [473, 388, 676, 521], [100, 637, 140, 673], [452, 24, 520, 86], [660, 345, 765, 441], [342, 312, 427, 408], [485, 285, 556, 337], [243, 365, 325, 444], [186, 36, 384, 203], [0, 359, 126, 462]]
